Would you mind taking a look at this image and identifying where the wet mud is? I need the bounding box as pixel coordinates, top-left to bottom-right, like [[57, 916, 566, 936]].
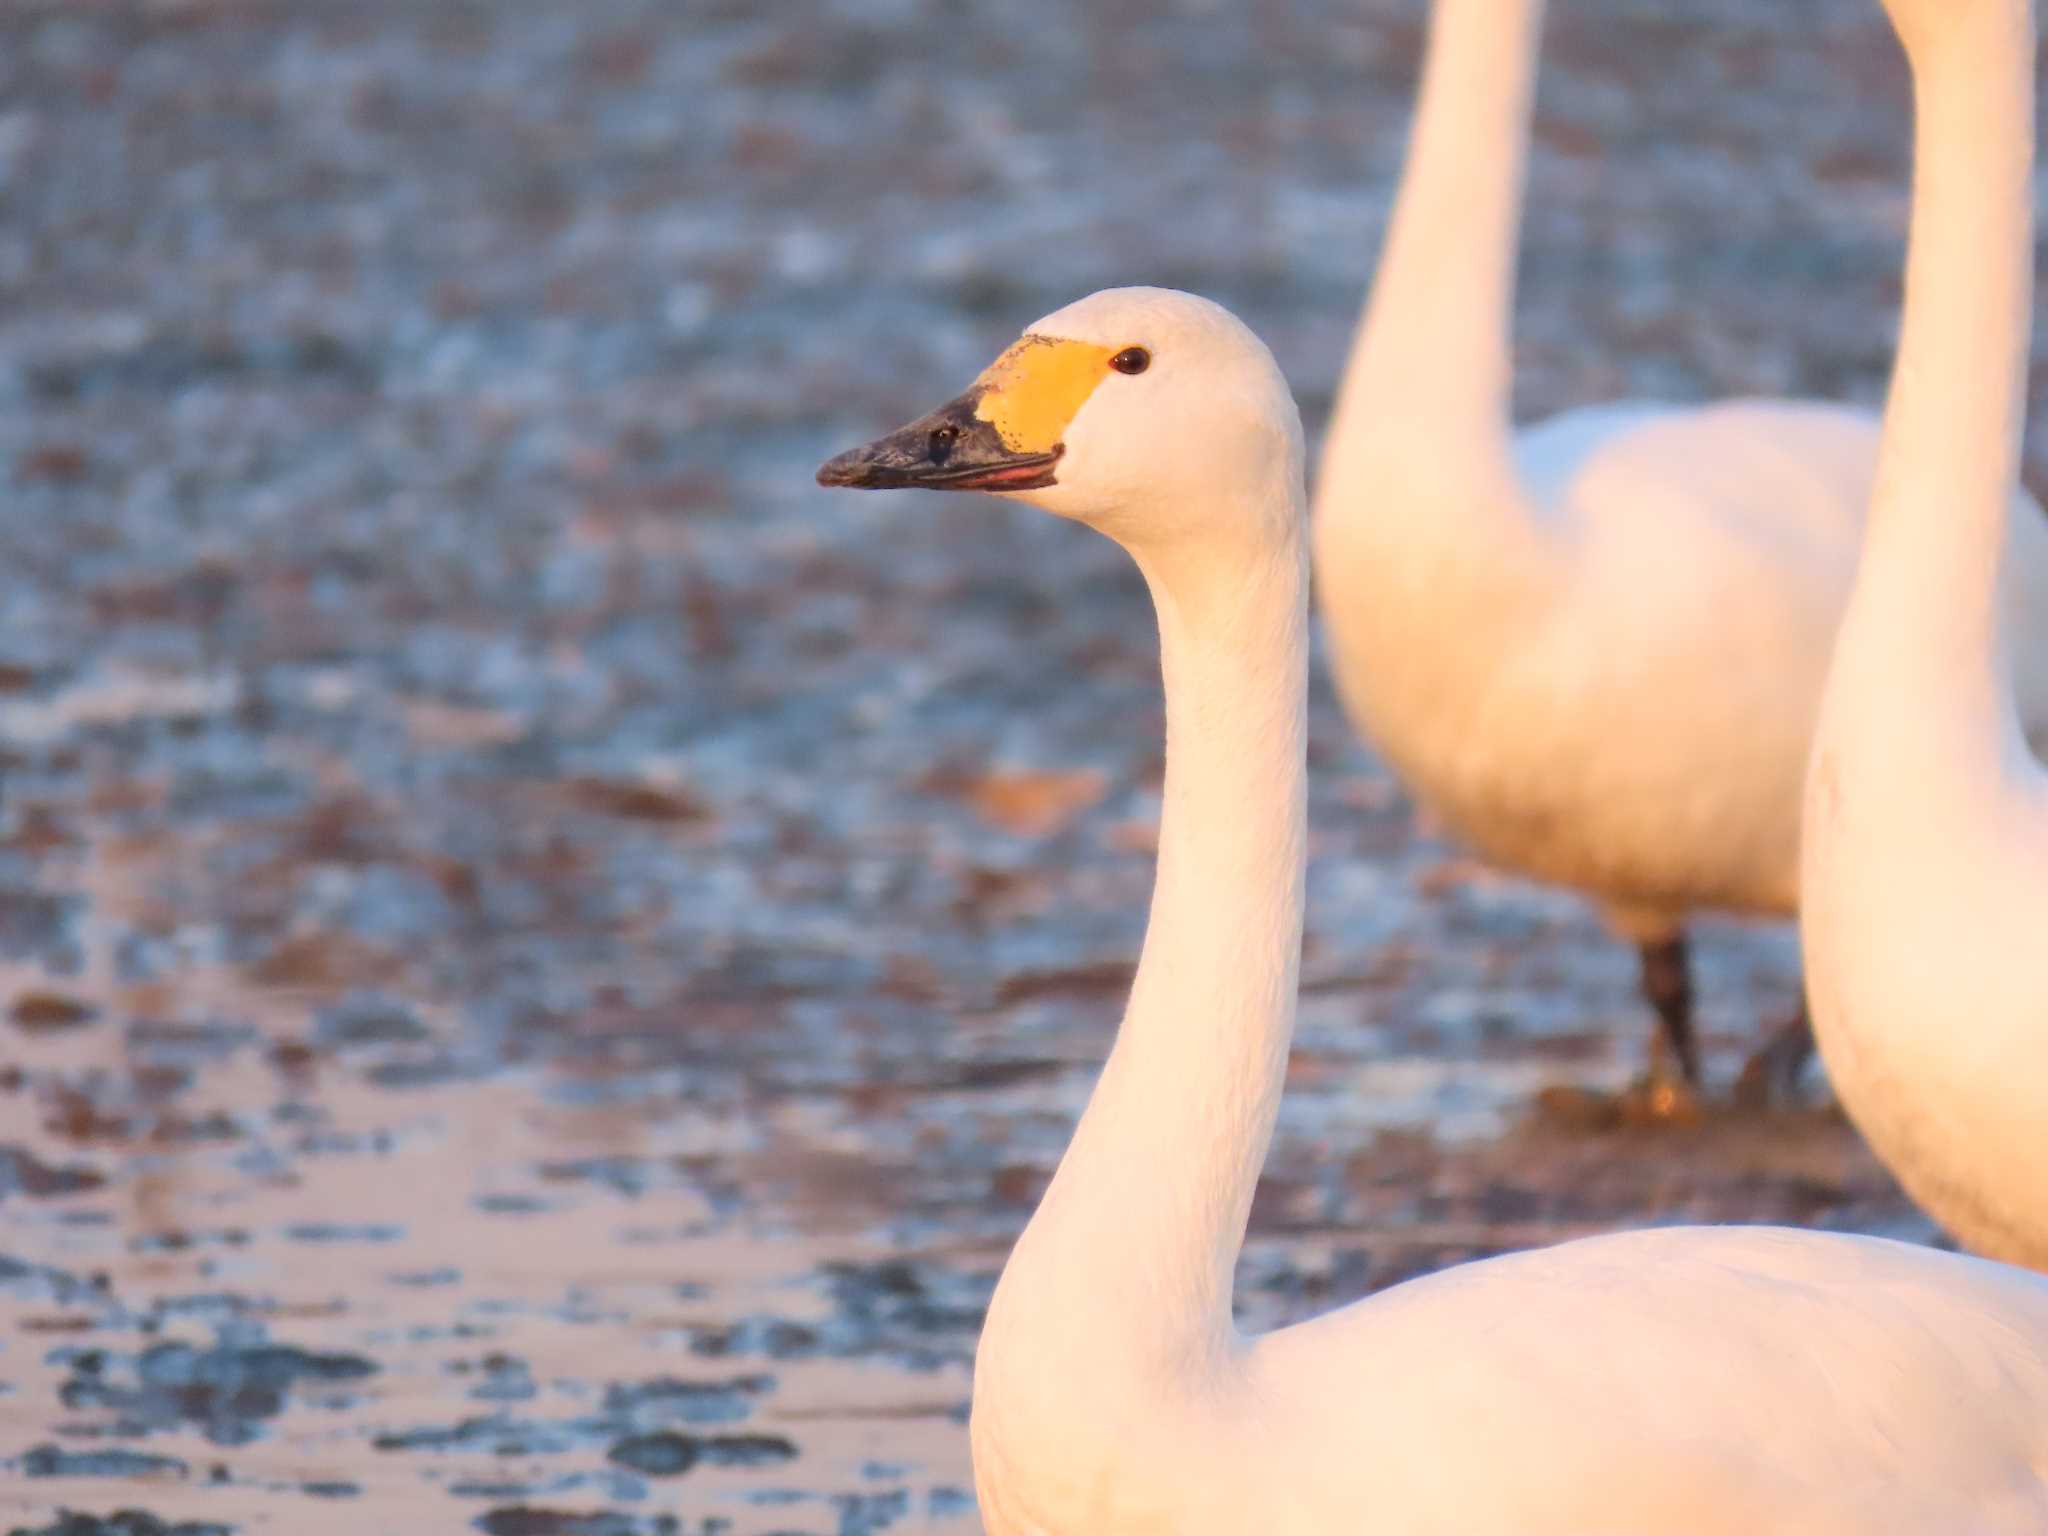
[[0, 0, 2010, 1531]]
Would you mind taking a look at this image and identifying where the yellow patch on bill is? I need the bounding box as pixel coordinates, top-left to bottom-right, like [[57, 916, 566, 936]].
[[972, 335, 1118, 454]]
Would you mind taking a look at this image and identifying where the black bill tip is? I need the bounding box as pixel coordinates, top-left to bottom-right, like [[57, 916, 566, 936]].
[[816, 393, 1062, 494], [815, 447, 889, 489]]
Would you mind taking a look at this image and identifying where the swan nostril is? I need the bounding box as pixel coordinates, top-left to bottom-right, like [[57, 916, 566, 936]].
[[928, 424, 960, 464]]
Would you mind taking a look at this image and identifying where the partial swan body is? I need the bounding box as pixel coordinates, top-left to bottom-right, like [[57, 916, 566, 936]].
[[819, 286, 2048, 1535], [1802, 0, 2048, 1269], [1314, 0, 2048, 1101]]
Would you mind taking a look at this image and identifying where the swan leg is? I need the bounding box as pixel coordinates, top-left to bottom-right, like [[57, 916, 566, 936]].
[[1636, 934, 1702, 1088], [1732, 1006, 1814, 1109], [1531, 933, 1701, 1128]]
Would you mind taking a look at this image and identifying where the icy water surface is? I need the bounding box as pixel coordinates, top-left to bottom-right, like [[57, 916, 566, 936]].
[[0, 0, 2018, 1531]]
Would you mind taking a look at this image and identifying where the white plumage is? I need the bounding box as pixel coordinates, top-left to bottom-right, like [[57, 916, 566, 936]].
[[820, 285, 2048, 1535], [1314, 0, 2048, 1101], [1801, 0, 2048, 1271]]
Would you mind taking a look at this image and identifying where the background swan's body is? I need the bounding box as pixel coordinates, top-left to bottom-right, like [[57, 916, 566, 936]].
[[1314, 0, 2048, 1096], [1802, 0, 2048, 1268], [821, 286, 2048, 1536], [1333, 398, 1882, 921]]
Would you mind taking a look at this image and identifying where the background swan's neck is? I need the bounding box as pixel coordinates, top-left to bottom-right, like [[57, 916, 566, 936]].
[[1831, 4, 2033, 755], [981, 511, 1308, 1399], [1328, 0, 1545, 478], [1309, 0, 1560, 757]]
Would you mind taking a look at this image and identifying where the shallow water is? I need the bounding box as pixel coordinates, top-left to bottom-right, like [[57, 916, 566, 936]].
[[0, 0, 2011, 1530]]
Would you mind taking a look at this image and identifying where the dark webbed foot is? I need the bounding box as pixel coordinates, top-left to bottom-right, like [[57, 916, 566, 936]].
[[1619, 1070, 1704, 1125], [1534, 932, 1805, 1131], [1533, 1072, 1703, 1132]]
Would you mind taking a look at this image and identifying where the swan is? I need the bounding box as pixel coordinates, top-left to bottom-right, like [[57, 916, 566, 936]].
[[1313, 0, 2048, 1108], [1801, 0, 2048, 1269], [818, 286, 2048, 1534]]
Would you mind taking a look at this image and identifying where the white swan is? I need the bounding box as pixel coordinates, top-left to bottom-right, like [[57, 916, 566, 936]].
[[1801, 0, 2048, 1269], [1313, 0, 2048, 1106], [819, 286, 2048, 1535]]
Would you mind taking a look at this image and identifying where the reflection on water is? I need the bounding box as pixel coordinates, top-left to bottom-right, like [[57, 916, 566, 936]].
[[6, 1048, 982, 1535], [0, 762, 1923, 1535], [0, 0, 1964, 1530]]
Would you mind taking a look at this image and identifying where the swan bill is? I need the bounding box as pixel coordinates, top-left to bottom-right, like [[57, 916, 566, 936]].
[[818, 332, 1119, 494], [816, 391, 1064, 493]]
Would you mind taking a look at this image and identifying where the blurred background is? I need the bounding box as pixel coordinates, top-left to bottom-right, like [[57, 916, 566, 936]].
[[0, 1, 2026, 1532]]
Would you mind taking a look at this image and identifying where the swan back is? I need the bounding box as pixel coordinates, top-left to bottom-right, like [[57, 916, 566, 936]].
[[1244, 1227, 2048, 1534]]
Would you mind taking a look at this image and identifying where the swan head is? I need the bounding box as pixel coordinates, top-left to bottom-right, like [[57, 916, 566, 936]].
[[817, 287, 1303, 553]]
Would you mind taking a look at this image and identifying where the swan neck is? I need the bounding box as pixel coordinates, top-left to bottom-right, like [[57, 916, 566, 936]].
[[1332, 0, 1545, 462], [990, 509, 1308, 1382], [1842, 4, 2033, 735]]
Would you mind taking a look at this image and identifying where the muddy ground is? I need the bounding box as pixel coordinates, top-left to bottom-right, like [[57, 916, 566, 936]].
[[0, 1, 2017, 1532]]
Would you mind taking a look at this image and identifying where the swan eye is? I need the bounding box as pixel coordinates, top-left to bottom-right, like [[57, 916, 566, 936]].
[[928, 424, 960, 462], [1110, 347, 1151, 376]]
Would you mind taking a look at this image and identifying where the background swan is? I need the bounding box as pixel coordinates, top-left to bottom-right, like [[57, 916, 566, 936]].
[[820, 286, 2048, 1535], [1314, 0, 2048, 1108], [1801, 0, 2048, 1269]]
